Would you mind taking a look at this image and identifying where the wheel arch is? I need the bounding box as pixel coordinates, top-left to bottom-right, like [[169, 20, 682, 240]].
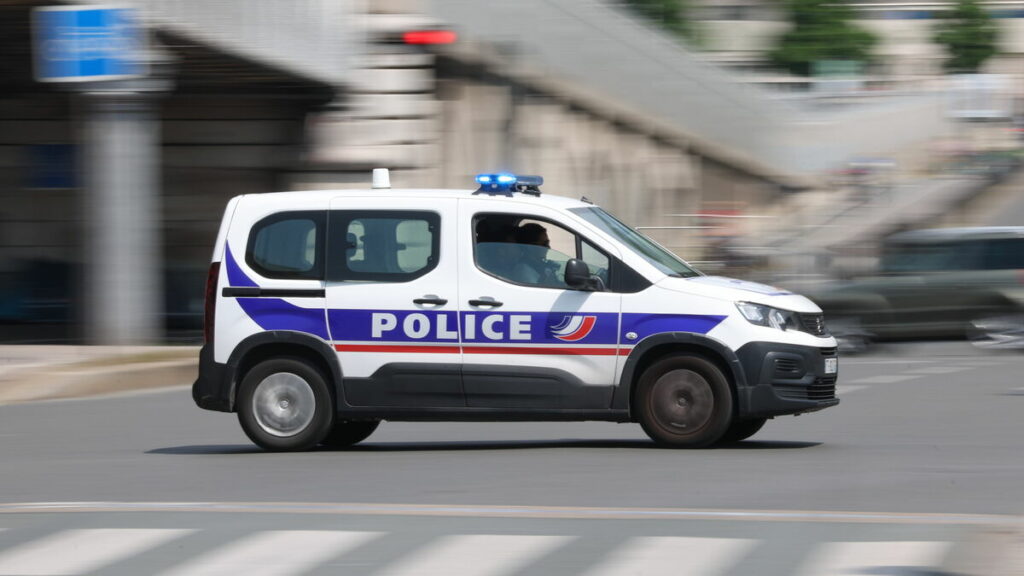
[[226, 331, 343, 412], [613, 332, 747, 420]]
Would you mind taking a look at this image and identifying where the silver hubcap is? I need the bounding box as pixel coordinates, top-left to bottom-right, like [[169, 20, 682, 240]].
[[651, 369, 714, 433], [252, 372, 316, 437]]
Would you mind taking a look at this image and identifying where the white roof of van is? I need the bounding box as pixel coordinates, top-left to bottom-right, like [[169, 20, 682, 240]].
[[245, 188, 594, 210]]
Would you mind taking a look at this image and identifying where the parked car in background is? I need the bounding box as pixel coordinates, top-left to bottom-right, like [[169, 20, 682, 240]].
[[813, 227, 1024, 349]]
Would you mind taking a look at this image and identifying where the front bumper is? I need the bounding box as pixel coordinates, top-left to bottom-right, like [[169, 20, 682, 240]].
[[735, 342, 839, 418], [191, 343, 234, 412]]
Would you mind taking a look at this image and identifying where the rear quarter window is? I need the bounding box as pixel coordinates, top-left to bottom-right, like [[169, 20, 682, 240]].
[[246, 211, 325, 279]]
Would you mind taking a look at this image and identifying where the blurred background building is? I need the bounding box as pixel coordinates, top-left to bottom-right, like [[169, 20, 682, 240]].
[[696, 0, 1024, 83], [1, 0, 1022, 344]]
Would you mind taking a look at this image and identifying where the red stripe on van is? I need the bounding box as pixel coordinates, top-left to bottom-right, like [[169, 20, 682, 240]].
[[334, 344, 461, 354], [333, 344, 634, 356], [462, 346, 617, 356]]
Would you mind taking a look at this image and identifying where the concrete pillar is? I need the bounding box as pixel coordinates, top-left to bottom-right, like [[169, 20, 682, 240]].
[[81, 87, 163, 344]]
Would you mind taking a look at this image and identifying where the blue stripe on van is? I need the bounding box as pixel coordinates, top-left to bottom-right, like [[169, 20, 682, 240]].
[[224, 245, 258, 288], [223, 244, 329, 339], [621, 313, 726, 341], [222, 243, 726, 345]]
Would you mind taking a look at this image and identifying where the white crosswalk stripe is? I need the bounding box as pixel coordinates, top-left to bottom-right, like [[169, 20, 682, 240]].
[[793, 541, 951, 576], [581, 536, 757, 576], [373, 534, 572, 576], [156, 530, 381, 576], [0, 528, 193, 575], [0, 527, 958, 576]]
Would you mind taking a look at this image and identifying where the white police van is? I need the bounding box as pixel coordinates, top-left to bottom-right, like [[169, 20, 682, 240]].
[[193, 170, 839, 451]]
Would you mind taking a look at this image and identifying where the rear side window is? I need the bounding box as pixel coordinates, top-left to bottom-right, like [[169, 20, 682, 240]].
[[328, 210, 440, 282], [246, 211, 325, 279]]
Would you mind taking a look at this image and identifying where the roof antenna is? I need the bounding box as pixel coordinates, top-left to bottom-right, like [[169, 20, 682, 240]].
[[372, 168, 391, 189]]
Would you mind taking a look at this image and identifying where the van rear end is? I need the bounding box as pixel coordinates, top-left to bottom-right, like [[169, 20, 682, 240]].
[[192, 196, 242, 412]]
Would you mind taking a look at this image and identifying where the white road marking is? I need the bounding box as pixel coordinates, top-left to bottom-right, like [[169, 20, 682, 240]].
[[374, 534, 571, 576], [846, 374, 922, 384], [0, 502, 1014, 525], [0, 528, 192, 575], [903, 366, 973, 375], [838, 385, 869, 394], [581, 536, 756, 576], [157, 530, 380, 576], [793, 541, 950, 576]]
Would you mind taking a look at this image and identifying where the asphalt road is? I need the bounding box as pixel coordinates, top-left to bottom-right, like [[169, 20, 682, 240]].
[[0, 341, 1021, 575]]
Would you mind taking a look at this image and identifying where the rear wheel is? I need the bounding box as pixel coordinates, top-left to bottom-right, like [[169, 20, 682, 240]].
[[636, 355, 733, 448], [237, 358, 333, 452], [321, 421, 380, 448], [717, 417, 767, 444], [967, 313, 1024, 350]]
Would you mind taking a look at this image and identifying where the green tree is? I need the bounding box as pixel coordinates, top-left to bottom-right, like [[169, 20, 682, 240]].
[[934, 0, 999, 73], [768, 0, 877, 76], [623, 0, 702, 45]]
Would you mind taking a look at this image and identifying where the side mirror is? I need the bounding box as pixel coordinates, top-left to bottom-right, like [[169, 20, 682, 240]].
[[565, 258, 603, 291]]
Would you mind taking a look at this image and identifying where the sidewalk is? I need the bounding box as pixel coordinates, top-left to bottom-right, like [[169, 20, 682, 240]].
[[0, 345, 198, 405]]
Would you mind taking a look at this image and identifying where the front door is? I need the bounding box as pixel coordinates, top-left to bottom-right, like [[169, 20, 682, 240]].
[[457, 199, 622, 409], [325, 197, 462, 407]]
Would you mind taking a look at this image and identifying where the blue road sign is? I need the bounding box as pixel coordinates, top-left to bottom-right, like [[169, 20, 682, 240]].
[[33, 6, 147, 82]]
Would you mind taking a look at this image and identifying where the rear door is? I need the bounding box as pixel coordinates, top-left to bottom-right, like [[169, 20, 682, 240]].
[[325, 197, 462, 407]]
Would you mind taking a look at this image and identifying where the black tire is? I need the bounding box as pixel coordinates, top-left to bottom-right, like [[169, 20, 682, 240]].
[[237, 357, 334, 452], [321, 421, 380, 448], [967, 313, 1024, 350], [636, 354, 734, 448], [717, 417, 767, 444]]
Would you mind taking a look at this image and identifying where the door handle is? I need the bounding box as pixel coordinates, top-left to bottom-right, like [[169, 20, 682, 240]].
[[468, 299, 503, 308], [413, 297, 448, 306]]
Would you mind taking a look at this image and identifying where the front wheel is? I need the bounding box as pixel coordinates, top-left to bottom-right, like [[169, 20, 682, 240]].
[[717, 417, 767, 444], [967, 314, 1024, 350], [636, 355, 733, 448], [237, 358, 334, 452]]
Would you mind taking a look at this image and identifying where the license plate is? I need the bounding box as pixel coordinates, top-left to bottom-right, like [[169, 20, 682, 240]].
[[824, 357, 838, 374]]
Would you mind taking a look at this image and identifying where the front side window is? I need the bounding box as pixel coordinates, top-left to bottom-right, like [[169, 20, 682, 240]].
[[328, 211, 439, 282], [474, 213, 610, 289], [246, 212, 324, 279], [980, 238, 1024, 270]]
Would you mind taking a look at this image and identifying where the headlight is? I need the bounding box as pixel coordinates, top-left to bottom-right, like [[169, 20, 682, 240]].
[[736, 302, 799, 331]]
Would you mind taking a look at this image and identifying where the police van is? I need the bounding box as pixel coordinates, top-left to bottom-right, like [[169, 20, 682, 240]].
[[193, 170, 839, 451]]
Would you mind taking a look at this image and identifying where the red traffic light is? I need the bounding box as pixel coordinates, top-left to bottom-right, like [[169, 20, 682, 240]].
[[403, 30, 457, 45]]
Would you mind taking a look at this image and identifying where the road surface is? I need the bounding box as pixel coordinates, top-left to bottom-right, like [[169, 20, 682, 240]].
[[1, 342, 1021, 574]]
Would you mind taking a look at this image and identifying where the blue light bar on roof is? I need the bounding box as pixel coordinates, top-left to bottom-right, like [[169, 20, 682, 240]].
[[476, 173, 516, 186], [474, 173, 543, 195]]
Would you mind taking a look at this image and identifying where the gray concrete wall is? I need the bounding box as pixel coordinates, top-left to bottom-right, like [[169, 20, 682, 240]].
[[292, 0, 796, 261], [300, 69, 784, 261]]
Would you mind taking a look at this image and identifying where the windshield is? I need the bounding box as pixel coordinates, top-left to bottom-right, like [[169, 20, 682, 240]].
[[569, 206, 700, 278]]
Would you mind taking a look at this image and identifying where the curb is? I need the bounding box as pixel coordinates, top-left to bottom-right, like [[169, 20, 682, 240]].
[[941, 524, 1024, 576], [0, 349, 198, 405]]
